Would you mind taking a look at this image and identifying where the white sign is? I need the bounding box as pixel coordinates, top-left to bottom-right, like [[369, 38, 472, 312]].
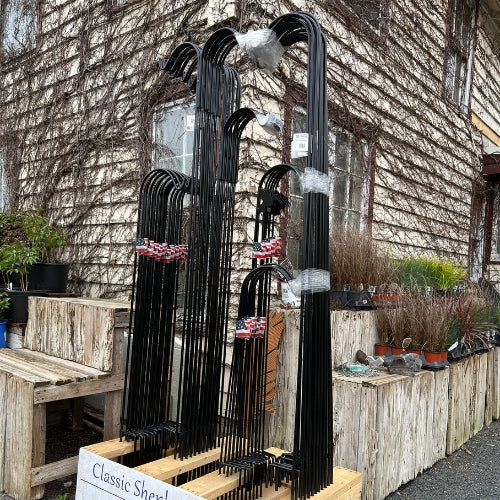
[[185, 115, 196, 132], [76, 448, 204, 500], [291, 132, 309, 159]]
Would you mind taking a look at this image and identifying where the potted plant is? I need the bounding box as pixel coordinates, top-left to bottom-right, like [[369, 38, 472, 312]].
[[0, 211, 68, 293], [392, 256, 465, 294], [0, 291, 10, 348], [329, 227, 394, 309], [22, 212, 68, 292], [374, 302, 407, 355]]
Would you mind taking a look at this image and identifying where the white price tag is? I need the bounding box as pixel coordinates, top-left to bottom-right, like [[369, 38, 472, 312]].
[[186, 115, 196, 132], [291, 133, 309, 159]]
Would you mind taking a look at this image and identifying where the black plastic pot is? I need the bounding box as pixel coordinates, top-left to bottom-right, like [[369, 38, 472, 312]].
[[28, 262, 69, 292], [5, 289, 47, 323], [345, 291, 373, 309]]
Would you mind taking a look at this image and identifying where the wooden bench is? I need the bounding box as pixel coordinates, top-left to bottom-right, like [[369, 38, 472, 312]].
[[0, 296, 129, 500]]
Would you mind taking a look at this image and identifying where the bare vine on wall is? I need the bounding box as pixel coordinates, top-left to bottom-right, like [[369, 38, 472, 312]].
[[0, 0, 495, 299]]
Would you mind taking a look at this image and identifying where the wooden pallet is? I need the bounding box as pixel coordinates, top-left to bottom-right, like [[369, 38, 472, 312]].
[[82, 439, 362, 499]]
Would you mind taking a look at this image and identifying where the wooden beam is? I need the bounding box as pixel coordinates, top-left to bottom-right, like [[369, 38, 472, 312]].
[[31, 456, 79, 487], [472, 112, 500, 145], [34, 374, 124, 404], [83, 438, 138, 460]]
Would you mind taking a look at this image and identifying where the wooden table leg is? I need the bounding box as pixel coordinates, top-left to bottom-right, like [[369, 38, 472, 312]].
[[104, 389, 122, 441], [31, 403, 46, 500]]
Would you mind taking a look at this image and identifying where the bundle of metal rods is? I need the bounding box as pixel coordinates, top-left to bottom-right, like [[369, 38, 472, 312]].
[[122, 13, 333, 499], [121, 169, 191, 462], [268, 13, 333, 500]]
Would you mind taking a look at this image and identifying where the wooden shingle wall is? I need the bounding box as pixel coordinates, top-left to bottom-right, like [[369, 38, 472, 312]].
[[0, 1, 498, 301]]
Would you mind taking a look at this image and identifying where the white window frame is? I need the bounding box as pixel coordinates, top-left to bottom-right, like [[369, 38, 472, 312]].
[[328, 128, 370, 231], [1, 0, 37, 56], [444, 0, 477, 111], [151, 100, 196, 176], [287, 107, 371, 273]]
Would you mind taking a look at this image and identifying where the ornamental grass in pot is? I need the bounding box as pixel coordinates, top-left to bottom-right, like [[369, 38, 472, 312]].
[[329, 226, 394, 309], [404, 294, 454, 363], [448, 284, 495, 360], [374, 303, 408, 355]]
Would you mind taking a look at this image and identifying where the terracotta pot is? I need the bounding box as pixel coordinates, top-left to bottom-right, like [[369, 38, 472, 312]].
[[424, 351, 442, 364], [391, 347, 404, 355], [407, 348, 422, 355], [374, 344, 389, 356], [441, 350, 448, 362]]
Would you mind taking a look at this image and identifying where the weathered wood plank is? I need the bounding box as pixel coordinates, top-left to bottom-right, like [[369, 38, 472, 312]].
[[330, 310, 378, 368], [31, 456, 79, 487], [25, 297, 129, 372], [0, 349, 90, 382], [0, 357, 50, 386], [431, 368, 450, 464], [16, 349, 109, 379], [103, 389, 122, 441], [34, 374, 124, 404], [484, 349, 494, 426], [31, 403, 46, 499], [471, 354, 488, 436], [5, 375, 34, 500], [492, 347, 500, 420], [0, 350, 75, 385], [0, 371, 7, 490]]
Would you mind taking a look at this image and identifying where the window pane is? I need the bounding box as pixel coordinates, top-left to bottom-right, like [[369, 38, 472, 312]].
[[444, 0, 476, 107], [329, 129, 369, 231], [152, 102, 195, 176], [2, 0, 36, 54], [332, 169, 347, 208], [348, 175, 363, 212], [334, 132, 350, 171]]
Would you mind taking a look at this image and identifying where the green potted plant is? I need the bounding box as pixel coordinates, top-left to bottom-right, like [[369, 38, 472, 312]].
[[0, 211, 68, 293], [21, 212, 68, 292], [0, 291, 10, 348]]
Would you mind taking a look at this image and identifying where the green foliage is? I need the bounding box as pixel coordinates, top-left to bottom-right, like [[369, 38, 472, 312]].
[[20, 212, 66, 263], [54, 494, 69, 500], [0, 242, 40, 290], [392, 256, 465, 291], [0, 291, 10, 318]]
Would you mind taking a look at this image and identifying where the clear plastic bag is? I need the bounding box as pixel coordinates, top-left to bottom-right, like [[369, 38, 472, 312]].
[[289, 268, 330, 295], [254, 111, 283, 136], [235, 28, 285, 73], [300, 167, 329, 196]]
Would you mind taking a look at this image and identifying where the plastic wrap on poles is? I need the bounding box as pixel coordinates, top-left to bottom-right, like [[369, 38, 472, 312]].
[[289, 269, 330, 295], [235, 28, 285, 72], [300, 167, 329, 196], [254, 111, 283, 136]]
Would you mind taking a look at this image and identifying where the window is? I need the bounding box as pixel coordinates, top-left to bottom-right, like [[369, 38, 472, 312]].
[[287, 107, 371, 272], [329, 129, 370, 229], [444, 0, 477, 110], [151, 101, 195, 176], [1, 0, 37, 56]]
